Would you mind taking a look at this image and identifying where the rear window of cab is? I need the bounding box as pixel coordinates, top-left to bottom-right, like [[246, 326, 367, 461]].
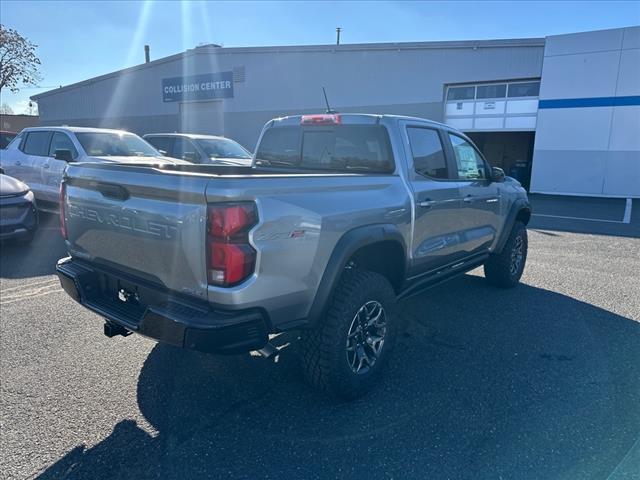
[[255, 124, 395, 173]]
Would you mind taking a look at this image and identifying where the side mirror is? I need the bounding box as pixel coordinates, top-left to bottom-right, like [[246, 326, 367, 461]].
[[491, 166, 505, 182], [54, 149, 74, 162]]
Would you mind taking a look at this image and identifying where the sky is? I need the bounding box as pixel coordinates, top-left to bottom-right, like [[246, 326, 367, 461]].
[[1, 0, 639, 114]]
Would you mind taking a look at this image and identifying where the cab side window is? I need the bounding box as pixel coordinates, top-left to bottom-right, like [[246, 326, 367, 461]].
[[48, 132, 78, 159], [448, 133, 487, 180], [21, 131, 52, 156], [407, 127, 448, 179]]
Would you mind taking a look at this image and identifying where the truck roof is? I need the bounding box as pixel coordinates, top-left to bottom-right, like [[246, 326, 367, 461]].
[[18, 126, 137, 135], [144, 133, 228, 141], [270, 113, 450, 129]]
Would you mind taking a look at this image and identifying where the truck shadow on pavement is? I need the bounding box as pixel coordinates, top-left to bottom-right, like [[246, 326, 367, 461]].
[[0, 213, 66, 279], [37, 276, 640, 480]]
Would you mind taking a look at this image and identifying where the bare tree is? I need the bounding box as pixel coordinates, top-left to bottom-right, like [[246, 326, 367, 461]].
[[0, 102, 14, 114], [0, 24, 41, 94]]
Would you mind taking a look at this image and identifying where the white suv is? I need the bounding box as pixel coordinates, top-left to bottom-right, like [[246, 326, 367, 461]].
[[0, 126, 181, 211]]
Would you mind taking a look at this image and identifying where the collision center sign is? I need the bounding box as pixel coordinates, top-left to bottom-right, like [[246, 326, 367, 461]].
[[162, 72, 233, 102]]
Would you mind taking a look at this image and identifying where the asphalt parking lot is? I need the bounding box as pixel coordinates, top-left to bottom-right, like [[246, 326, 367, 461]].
[[1, 197, 639, 480]]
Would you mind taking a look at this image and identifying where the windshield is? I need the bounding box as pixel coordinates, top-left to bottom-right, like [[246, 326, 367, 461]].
[[76, 132, 159, 157], [196, 138, 251, 159], [255, 124, 394, 173]]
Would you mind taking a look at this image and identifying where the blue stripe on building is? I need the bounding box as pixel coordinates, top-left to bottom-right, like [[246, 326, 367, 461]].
[[538, 96, 640, 109]]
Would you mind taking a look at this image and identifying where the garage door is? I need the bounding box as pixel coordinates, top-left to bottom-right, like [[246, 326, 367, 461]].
[[445, 80, 540, 132]]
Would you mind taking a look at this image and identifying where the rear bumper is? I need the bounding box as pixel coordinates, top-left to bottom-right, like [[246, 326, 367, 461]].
[[56, 257, 269, 354]]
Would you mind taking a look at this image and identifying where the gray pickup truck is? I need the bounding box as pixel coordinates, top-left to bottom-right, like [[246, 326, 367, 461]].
[[56, 114, 530, 398]]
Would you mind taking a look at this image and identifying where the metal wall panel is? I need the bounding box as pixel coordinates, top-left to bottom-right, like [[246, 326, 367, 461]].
[[610, 106, 640, 151], [531, 26, 640, 197], [616, 49, 640, 96], [534, 107, 613, 150], [530, 150, 608, 195], [539, 51, 621, 99], [543, 28, 624, 56]]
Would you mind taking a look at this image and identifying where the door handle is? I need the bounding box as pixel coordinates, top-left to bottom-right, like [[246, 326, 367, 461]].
[[16, 161, 21, 165], [43, 164, 50, 169], [463, 195, 473, 203], [418, 200, 437, 208]]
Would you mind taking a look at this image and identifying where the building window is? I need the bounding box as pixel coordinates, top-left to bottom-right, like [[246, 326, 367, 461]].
[[508, 81, 540, 98], [447, 86, 475, 101], [476, 84, 507, 99]]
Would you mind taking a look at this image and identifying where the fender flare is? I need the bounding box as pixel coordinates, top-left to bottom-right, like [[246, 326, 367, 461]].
[[495, 198, 531, 253], [304, 224, 407, 328]]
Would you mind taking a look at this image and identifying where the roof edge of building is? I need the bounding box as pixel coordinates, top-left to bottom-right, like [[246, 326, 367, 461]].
[[31, 37, 545, 101]]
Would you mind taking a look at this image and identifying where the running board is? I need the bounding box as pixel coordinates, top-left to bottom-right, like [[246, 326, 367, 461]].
[[398, 254, 488, 300]]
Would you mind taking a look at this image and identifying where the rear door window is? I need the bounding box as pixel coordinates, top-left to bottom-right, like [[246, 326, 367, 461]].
[[22, 131, 52, 156], [407, 127, 448, 179], [256, 124, 394, 173]]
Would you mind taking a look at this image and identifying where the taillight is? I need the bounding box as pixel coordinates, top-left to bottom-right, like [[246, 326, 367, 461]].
[[59, 182, 67, 239], [206, 203, 257, 286], [300, 114, 341, 125]]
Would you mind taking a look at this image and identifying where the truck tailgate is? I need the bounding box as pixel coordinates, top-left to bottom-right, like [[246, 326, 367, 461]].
[[63, 163, 210, 300]]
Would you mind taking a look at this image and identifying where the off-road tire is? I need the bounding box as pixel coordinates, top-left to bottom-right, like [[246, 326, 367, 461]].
[[300, 269, 398, 400], [484, 220, 528, 288]]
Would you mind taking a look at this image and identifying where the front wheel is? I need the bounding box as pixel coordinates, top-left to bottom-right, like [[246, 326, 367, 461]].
[[484, 220, 528, 288], [300, 269, 399, 399]]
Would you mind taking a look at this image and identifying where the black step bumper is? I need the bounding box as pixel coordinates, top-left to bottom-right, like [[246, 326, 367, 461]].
[[56, 257, 269, 354]]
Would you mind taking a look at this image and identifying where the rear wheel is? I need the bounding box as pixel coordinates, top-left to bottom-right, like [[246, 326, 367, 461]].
[[484, 220, 528, 288], [300, 269, 398, 399]]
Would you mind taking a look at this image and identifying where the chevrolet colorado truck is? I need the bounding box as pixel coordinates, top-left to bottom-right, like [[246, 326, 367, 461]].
[[56, 114, 531, 399]]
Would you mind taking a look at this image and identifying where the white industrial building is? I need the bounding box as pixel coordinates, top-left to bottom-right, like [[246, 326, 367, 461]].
[[32, 26, 639, 197]]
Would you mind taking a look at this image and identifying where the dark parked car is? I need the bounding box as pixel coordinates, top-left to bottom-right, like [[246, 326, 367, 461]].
[[0, 130, 17, 149], [0, 172, 38, 243]]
